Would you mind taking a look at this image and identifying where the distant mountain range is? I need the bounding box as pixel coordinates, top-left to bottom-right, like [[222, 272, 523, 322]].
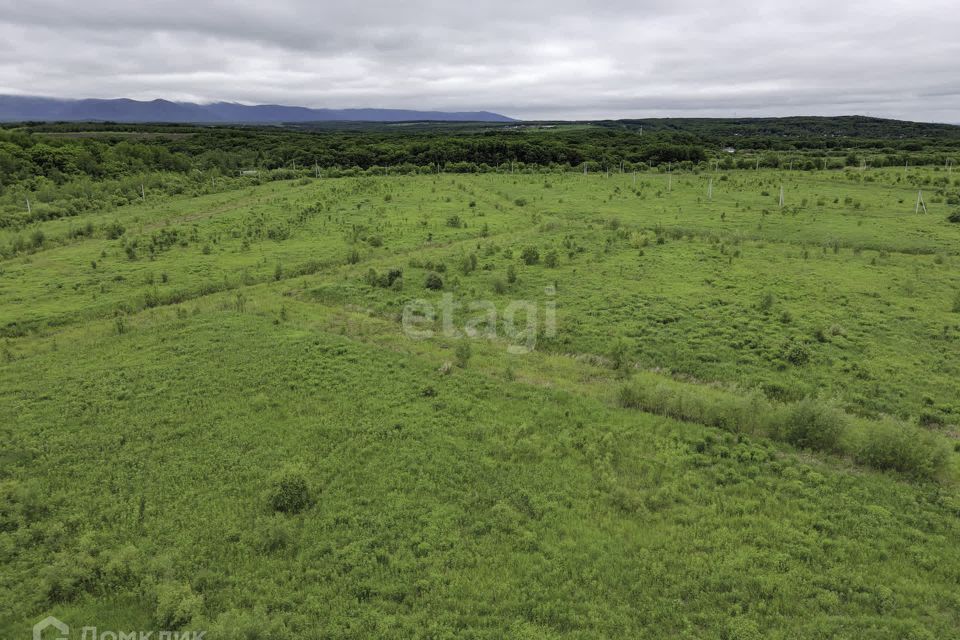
[[0, 96, 516, 123]]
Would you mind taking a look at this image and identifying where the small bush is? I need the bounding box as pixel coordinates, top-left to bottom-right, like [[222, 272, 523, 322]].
[[758, 291, 775, 312], [856, 420, 949, 479], [781, 340, 811, 366], [610, 339, 630, 371], [947, 210, 960, 223], [424, 272, 444, 290], [455, 342, 472, 368], [780, 398, 846, 452], [103, 220, 125, 239], [154, 582, 203, 629], [617, 384, 643, 409], [42, 551, 99, 603], [520, 246, 540, 265], [266, 467, 311, 514]]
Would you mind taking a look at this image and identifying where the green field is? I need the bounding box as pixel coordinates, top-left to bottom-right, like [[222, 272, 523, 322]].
[[3, 167, 960, 638]]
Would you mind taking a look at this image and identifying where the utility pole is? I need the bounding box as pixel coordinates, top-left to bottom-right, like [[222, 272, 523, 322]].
[[25, 196, 31, 215], [915, 190, 927, 214], [707, 177, 713, 201], [140, 183, 145, 200], [779, 185, 785, 209]]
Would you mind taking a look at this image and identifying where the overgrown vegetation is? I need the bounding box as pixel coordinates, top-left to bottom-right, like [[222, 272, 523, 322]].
[[2, 122, 960, 637]]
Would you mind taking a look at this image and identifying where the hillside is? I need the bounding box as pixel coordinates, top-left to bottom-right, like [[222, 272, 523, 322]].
[[0, 95, 516, 124]]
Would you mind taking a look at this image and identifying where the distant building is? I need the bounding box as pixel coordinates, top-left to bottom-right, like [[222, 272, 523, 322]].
[[723, 147, 736, 154]]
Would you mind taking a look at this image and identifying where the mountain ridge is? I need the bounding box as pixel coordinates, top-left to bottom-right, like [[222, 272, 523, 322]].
[[0, 95, 516, 123]]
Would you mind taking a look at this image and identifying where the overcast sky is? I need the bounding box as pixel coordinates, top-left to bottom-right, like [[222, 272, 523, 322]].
[[0, 0, 958, 121]]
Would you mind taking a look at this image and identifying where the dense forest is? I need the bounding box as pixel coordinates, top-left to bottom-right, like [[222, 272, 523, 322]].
[[2, 116, 959, 229]]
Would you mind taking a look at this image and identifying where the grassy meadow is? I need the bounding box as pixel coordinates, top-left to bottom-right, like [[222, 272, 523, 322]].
[[2, 166, 960, 638]]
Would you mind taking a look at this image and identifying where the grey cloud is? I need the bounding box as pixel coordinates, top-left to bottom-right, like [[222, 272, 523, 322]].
[[0, 0, 958, 121]]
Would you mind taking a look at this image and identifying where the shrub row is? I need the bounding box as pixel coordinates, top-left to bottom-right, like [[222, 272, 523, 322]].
[[617, 380, 950, 480]]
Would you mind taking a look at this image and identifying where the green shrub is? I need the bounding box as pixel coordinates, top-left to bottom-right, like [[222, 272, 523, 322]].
[[617, 384, 644, 409], [459, 253, 478, 275], [154, 582, 203, 629], [610, 339, 630, 371], [424, 272, 444, 290], [758, 291, 775, 312], [856, 420, 949, 479], [366, 267, 403, 289], [266, 467, 311, 514], [781, 339, 811, 366], [101, 544, 145, 590], [455, 342, 472, 368], [42, 551, 99, 603], [781, 398, 846, 452], [103, 220, 125, 239], [520, 246, 540, 265]]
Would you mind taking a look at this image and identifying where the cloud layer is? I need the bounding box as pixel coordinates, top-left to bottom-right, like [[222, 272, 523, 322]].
[[1, 0, 958, 121]]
